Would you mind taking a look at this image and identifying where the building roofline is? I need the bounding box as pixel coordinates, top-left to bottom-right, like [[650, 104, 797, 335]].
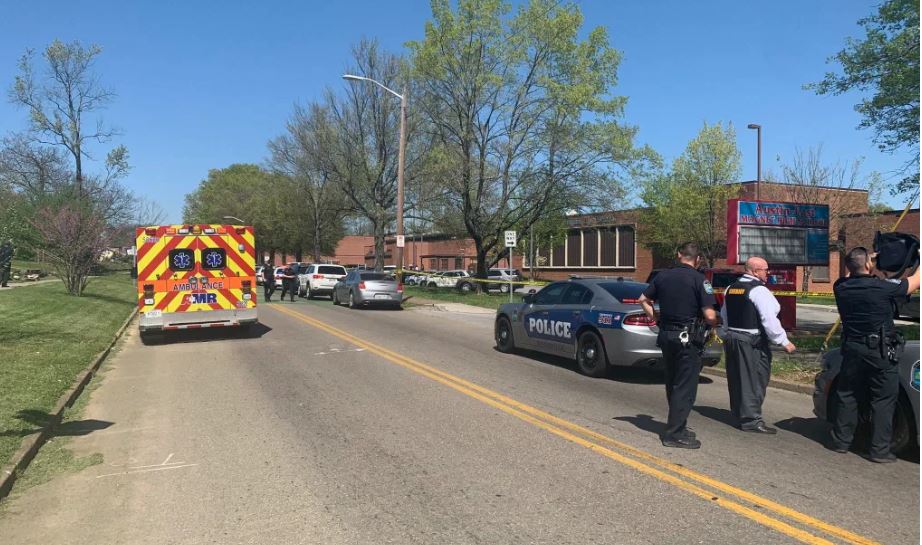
[[739, 180, 869, 194]]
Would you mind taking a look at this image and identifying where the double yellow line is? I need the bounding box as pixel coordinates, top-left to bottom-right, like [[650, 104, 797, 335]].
[[270, 304, 881, 545]]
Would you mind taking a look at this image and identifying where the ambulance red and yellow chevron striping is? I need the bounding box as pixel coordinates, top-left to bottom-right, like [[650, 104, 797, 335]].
[[135, 224, 258, 334]]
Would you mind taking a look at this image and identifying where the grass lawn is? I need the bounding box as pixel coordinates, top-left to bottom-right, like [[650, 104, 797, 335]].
[[0, 273, 135, 470], [404, 285, 524, 310], [797, 295, 836, 306]]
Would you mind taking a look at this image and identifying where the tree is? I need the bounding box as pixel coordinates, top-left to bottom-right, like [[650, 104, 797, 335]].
[[32, 202, 111, 295], [268, 103, 347, 262], [321, 39, 425, 271], [777, 145, 882, 290], [182, 164, 284, 259], [409, 0, 650, 280], [809, 0, 919, 194], [0, 133, 71, 201], [10, 40, 120, 194], [641, 122, 742, 267]]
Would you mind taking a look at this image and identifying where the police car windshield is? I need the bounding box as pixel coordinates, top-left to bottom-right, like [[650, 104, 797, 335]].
[[599, 282, 647, 304]]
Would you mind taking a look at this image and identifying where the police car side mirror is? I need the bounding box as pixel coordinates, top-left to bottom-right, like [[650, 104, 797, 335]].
[[523, 294, 535, 305]]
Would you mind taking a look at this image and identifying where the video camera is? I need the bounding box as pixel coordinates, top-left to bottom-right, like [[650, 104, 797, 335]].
[[874, 231, 920, 278]]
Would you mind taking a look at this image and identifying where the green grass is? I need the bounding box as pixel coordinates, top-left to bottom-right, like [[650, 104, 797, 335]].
[[0, 273, 135, 470], [404, 285, 524, 310], [797, 295, 836, 306]]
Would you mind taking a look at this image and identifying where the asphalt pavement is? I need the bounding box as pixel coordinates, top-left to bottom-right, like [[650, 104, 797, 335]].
[[0, 298, 917, 544]]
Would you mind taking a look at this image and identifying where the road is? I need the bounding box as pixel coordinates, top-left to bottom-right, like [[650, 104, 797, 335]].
[[0, 299, 917, 544]]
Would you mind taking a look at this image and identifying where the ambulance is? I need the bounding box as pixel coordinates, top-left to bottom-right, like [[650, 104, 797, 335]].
[[135, 224, 258, 341]]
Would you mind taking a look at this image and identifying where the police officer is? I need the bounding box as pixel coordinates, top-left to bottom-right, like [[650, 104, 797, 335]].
[[639, 242, 718, 449], [280, 264, 298, 302], [262, 259, 275, 302], [0, 239, 13, 288], [719, 256, 796, 434], [829, 247, 921, 462]]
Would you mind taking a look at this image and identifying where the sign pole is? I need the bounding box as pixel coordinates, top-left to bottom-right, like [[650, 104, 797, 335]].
[[509, 247, 514, 303]]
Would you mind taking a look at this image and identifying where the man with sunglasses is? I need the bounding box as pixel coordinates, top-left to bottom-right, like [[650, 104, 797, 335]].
[[829, 247, 921, 463], [719, 256, 796, 434]]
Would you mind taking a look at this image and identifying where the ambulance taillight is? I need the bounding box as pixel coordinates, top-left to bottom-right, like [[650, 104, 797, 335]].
[[143, 284, 155, 305], [145, 228, 157, 236], [242, 280, 252, 300]]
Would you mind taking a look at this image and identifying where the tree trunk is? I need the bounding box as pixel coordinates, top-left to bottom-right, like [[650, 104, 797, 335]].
[[373, 221, 386, 271], [269, 249, 276, 265], [474, 240, 488, 294], [313, 212, 322, 262], [801, 267, 812, 294], [295, 249, 303, 262]]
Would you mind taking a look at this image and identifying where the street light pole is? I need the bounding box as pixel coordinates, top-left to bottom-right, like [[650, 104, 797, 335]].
[[342, 74, 407, 280], [223, 215, 245, 224], [747, 123, 762, 200]]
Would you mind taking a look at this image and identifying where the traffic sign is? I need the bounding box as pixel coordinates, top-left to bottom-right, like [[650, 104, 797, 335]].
[[504, 231, 517, 247], [396, 235, 405, 248]]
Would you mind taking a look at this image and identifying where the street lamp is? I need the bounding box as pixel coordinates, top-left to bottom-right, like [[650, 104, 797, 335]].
[[343, 73, 407, 278], [747, 124, 762, 200], [223, 215, 245, 224]]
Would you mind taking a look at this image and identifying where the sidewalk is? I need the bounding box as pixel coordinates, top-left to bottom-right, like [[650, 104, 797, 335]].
[[0, 278, 59, 290], [405, 296, 495, 315]]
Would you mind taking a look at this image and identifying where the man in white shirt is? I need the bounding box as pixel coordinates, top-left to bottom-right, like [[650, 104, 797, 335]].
[[719, 257, 796, 433]]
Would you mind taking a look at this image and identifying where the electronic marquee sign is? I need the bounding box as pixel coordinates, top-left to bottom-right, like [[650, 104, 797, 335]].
[[727, 199, 830, 266]]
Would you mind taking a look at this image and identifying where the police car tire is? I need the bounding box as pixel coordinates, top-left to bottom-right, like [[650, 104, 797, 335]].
[[349, 291, 358, 309], [427, 282, 438, 289], [332, 290, 340, 305], [576, 331, 609, 378], [495, 316, 515, 353], [499, 283, 509, 293]]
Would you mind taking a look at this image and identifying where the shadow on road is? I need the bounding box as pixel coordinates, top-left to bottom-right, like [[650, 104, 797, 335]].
[[773, 416, 832, 446], [693, 405, 738, 429], [1, 409, 113, 438], [613, 414, 665, 437], [147, 322, 273, 345]]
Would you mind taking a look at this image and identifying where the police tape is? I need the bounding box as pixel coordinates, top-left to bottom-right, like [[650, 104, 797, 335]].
[[402, 271, 548, 288]]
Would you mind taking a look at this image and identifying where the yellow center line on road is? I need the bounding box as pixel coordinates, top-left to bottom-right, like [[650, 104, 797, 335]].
[[269, 304, 880, 545]]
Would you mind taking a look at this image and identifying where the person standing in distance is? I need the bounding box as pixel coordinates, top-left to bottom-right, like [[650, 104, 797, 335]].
[[639, 242, 718, 449], [261, 259, 275, 302], [719, 257, 796, 434], [0, 239, 13, 288], [829, 247, 921, 462], [280, 264, 298, 302]]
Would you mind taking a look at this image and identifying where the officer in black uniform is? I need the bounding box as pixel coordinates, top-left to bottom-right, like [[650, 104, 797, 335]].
[[639, 242, 718, 449], [830, 247, 921, 462], [262, 259, 275, 302]]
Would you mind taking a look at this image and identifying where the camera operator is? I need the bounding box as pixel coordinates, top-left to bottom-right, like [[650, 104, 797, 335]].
[[829, 247, 921, 462]]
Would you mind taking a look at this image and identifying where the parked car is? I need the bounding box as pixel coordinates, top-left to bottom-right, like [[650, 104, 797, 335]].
[[813, 341, 919, 456], [424, 269, 471, 289], [332, 271, 403, 309], [487, 268, 523, 293], [894, 291, 920, 320], [495, 278, 722, 377], [299, 264, 348, 298], [255, 265, 265, 285], [273, 266, 288, 289], [24, 269, 42, 281], [404, 271, 430, 286]]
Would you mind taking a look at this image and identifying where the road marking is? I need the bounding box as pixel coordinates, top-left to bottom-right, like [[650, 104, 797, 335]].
[[96, 464, 198, 479], [269, 305, 881, 545], [313, 347, 366, 356]]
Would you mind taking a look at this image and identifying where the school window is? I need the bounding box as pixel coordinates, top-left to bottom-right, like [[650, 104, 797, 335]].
[[545, 225, 635, 269], [454, 257, 463, 269], [811, 266, 830, 282]]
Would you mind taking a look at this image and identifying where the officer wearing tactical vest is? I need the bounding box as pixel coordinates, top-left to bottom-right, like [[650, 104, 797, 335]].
[[639, 242, 718, 449], [829, 247, 921, 463], [719, 257, 796, 434]]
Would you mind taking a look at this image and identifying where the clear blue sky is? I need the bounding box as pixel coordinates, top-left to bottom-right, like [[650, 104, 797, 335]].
[[0, 1, 914, 223]]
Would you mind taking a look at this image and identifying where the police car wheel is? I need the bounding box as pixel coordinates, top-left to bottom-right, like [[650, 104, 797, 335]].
[[349, 291, 358, 309], [332, 290, 339, 305], [576, 331, 608, 378], [495, 317, 515, 353], [499, 283, 509, 293]]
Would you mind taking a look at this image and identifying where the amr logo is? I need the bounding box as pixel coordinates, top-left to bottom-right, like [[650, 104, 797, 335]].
[[186, 293, 218, 305]]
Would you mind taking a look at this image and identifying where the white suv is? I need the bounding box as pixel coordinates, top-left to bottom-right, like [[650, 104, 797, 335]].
[[299, 264, 348, 299], [424, 269, 471, 288]]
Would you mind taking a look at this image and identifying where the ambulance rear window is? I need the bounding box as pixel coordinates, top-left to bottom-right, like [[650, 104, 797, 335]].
[[202, 248, 227, 270], [169, 249, 195, 271]]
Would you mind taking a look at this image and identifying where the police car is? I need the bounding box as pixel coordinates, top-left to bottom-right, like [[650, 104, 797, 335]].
[[494, 277, 722, 377]]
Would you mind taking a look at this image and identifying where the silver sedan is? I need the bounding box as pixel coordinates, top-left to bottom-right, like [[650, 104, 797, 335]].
[[332, 271, 403, 309]]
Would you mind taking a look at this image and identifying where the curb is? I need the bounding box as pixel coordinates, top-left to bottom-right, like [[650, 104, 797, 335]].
[[700, 366, 815, 395], [0, 307, 138, 501]]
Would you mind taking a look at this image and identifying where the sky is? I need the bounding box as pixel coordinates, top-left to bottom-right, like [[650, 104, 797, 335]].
[[0, 1, 915, 223]]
